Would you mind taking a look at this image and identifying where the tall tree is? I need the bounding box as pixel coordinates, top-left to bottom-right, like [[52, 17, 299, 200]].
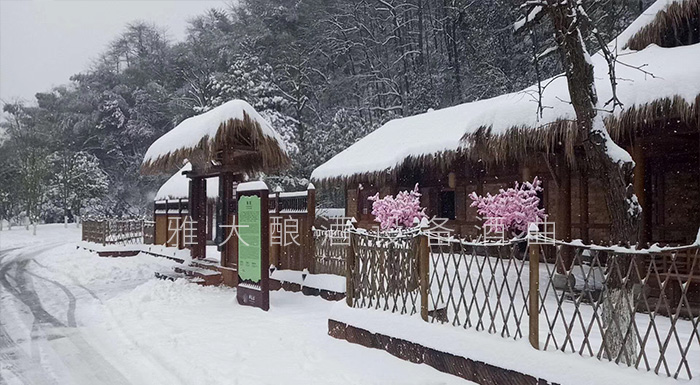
[[515, 0, 644, 365]]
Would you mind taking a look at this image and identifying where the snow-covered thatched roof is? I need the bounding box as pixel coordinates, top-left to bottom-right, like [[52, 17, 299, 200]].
[[155, 163, 220, 200], [142, 100, 291, 176], [311, 0, 699, 184]]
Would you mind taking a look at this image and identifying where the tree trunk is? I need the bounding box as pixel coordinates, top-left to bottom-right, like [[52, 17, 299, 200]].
[[546, 1, 641, 365]]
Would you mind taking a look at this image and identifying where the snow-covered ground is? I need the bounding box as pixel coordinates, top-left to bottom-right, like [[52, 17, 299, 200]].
[[0, 225, 467, 385]]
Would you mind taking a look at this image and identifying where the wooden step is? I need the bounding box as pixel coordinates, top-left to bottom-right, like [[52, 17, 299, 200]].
[[173, 265, 222, 286]]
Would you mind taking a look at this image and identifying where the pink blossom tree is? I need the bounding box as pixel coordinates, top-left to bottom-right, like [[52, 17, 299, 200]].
[[469, 177, 545, 237], [368, 184, 427, 230]]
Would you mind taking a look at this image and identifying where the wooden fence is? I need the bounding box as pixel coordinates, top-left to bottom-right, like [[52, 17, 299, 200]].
[[345, 229, 700, 380], [312, 229, 347, 275], [269, 188, 315, 271], [82, 218, 147, 246]]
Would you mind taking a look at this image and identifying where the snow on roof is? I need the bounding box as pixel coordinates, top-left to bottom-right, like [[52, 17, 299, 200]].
[[155, 163, 220, 200], [311, 1, 699, 182], [614, 0, 683, 49], [142, 99, 290, 175]]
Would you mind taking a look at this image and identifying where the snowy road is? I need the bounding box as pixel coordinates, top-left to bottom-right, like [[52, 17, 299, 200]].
[[0, 225, 467, 385]]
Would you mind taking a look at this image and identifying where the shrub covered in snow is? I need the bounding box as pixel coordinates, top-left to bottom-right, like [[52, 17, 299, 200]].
[[368, 184, 427, 230], [469, 177, 545, 237]]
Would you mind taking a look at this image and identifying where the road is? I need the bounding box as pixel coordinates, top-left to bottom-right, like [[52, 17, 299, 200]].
[[0, 240, 154, 385]]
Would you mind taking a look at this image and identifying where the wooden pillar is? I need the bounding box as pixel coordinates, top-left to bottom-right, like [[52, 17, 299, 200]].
[[189, 177, 207, 260], [632, 141, 649, 245], [306, 183, 316, 272], [556, 153, 572, 273], [220, 172, 235, 267], [419, 234, 430, 322], [270, 189, 281, 269], [528, 243, 540, 350], [579, 168, 590, 243]]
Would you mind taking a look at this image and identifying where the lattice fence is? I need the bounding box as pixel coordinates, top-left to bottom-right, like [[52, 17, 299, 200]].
[[344, 229, 700, 380], [313, 229, 346, 275], [348, 232, 420, 315], [428, 240, 530, 340], [536, 242, 700, 380]]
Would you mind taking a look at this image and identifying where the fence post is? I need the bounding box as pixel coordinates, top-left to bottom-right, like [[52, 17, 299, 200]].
[[528, 241, 540, 350], [419, 234, 429, 322], [346, 233, 356, 307], [307, 184, 316, 272]]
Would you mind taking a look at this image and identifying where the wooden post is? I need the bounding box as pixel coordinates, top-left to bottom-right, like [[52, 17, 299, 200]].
[[346, 233, 356, 307], [528, 242, 540, 350], [419, 235, 430, 322], [198, 178, 207, 259], [556, 153, 572, 273], [632, 141, 648, 245], [220, 172, 235, 268], [580, 168, 590, 243], [307, 183, 316, 272]]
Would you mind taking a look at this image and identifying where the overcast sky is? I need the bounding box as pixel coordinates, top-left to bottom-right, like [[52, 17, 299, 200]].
[[0, 0, 226, 108]]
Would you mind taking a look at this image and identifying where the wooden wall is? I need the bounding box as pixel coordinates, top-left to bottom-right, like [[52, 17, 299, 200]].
[[344, 128, 699, 245]]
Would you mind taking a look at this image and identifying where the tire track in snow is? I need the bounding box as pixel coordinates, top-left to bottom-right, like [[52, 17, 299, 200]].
[[0, 247, 61, 385]]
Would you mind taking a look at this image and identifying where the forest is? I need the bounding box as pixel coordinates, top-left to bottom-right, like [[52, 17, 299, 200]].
[[0, 0, 650, 226]]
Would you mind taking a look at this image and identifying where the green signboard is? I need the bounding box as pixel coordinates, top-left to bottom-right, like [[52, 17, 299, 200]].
[[238, 195, 262, 283]]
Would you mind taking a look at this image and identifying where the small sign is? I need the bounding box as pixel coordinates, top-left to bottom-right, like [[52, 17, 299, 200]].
[[236, 188, 270, 311]]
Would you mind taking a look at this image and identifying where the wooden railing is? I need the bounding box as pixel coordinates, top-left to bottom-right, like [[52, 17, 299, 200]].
[[82, 218, 146, 246]]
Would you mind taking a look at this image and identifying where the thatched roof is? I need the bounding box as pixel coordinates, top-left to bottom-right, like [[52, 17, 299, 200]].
[[311, 0, 700, 185], [142, 100, 291, 176], [625, 0, 699, 50]]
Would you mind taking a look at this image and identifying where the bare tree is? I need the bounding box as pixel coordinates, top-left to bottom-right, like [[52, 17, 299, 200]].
[[516, 0, 641, 365]]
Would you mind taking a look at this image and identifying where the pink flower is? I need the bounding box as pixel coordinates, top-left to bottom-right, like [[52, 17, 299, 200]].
[[368, 184, 427, 230], [469, 177, 546, 236]]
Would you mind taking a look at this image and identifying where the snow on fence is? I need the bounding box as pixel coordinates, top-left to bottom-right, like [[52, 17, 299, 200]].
[[82, 218, 147, 246], [345, 230, 700, 380]]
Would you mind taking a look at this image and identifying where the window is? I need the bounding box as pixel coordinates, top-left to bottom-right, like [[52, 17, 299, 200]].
[[358, 186, 378, 219], [438, 190, 456, 220]]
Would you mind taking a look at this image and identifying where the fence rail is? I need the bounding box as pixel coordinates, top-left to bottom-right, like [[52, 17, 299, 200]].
[[345, 230, 700, 380], [82, 218, 146, 246]]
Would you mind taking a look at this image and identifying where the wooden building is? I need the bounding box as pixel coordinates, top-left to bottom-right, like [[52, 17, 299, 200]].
[[311, 0, 700, 246]]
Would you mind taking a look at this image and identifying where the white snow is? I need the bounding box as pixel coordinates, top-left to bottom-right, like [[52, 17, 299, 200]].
[[270, 269, 346, 293], [311, 0, 699, 181], [302, 273, 346, 293], [237, 180, 268, 192], [1, 225, 467, 385], [143, 99, 288, 166], [155, 162, 220, 200], [329, 304, 682, 385]]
